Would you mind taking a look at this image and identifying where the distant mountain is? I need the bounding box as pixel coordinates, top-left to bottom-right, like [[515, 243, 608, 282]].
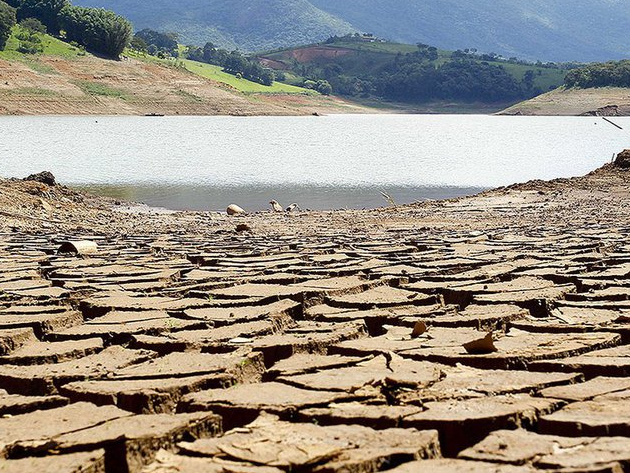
[[76, 0, 630, 62], [310, 0, 630, 62], [74, 0, 355, 51]]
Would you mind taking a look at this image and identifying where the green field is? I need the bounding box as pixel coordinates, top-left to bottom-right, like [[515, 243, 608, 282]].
[[180, 59, 315, 94], [0, 26, 87, 61], [331, 40, 453, 59], [499, 62, 567, 92]]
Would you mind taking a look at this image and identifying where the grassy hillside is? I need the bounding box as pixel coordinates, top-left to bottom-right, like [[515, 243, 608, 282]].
[[0, 28, 356, 115], [259, 39, 568, 105], [181, 59, 314, 94], [310, 0, 630, 63], [125, 48, 315, 95], [0, 25, 87, 61], [74, 0, 355, 51]]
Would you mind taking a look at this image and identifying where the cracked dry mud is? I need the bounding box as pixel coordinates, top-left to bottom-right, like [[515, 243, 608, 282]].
[[3, 163, 630, 472]]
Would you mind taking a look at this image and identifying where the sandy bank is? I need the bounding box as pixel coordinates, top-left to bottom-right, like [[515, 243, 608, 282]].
[[500, 86, 630, 116]]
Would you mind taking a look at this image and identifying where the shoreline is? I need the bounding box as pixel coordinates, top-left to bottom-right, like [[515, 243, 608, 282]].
[[1, 157, 628, 235]]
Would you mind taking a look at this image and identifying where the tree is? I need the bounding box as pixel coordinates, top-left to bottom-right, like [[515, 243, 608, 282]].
[[0, 1, 16, 51], [129, 34, 147, 52], [134, 28, 177, 56], [316, 79, 332, 95], [19, 16, 45, 33], [17, 0, 68, 34], [59, 6, 132, 59]]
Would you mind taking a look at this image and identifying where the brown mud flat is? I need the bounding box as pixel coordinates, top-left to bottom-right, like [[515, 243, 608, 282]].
[[2, 160, 630, 471], [0, 55, 364, 116]]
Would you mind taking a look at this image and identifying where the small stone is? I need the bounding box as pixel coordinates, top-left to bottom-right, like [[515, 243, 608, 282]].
[[463, 332, 497, 355], [227, 204, 245, 216], [412, 321, 428, 338]]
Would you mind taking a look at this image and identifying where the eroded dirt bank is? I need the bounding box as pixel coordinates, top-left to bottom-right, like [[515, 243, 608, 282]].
[[500, 86, 630, 116], [1, 159, 630, 472], [0, 55, 365, 116]]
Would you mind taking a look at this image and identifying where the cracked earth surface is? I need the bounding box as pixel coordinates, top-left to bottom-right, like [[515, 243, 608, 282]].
[[1, 162, 630, 472]]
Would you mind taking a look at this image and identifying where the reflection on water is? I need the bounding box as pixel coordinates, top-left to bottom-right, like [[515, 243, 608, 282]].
[[76, 184, 486, 212], [2, 114, 628, 210]]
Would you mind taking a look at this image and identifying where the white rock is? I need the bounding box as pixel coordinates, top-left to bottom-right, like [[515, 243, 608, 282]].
[[227, 204, 246, 216]]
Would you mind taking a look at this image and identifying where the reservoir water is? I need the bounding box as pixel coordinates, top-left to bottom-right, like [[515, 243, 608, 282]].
[[1, 114, 628, 211]]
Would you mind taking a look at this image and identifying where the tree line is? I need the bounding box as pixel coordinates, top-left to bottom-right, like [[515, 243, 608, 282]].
[[131, 28, 178, 57], [284, 40, 546, 103], [0, 0, 132, 58], [186, 42, 275, 86], [0, 1, 16, 51], [564, 60, 630, 88]]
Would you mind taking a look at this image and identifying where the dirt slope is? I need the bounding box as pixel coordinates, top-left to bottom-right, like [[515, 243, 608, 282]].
[[0, 55, 360, 116], [500, 86, 630, 116]]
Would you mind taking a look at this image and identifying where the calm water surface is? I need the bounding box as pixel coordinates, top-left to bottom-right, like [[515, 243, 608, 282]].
[[1, 114, 628, 211]]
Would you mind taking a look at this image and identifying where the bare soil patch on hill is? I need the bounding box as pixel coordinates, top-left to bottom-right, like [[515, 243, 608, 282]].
[[500, 86, 630, 116], [0, 55, 361, 116]]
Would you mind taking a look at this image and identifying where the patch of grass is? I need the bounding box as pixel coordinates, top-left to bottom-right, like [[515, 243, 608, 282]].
[[0, 87, 60, 96], [74, 80, 129, 98], [499, 62, 567, 91], [0, 26, 87, 61], [174, 89, 205, 103], [24, 59, 57, 74], [332, 41, 420, 55], [181, 59, 316, 95]]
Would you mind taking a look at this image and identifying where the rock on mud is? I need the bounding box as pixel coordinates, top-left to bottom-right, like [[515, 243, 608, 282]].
[[24, 171, 56, 186], [227, 204, 245, 216], [615, 150, 630, 169]]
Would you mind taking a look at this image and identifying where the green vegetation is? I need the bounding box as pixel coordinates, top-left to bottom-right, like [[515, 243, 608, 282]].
[[13, 18, 47, 53], [0, 24, 86, 61], [123, 30, 314, 94], [74, 79, 128, 97], [564, 61, 630, 89], [0, 85, 59, 94], [133, 28, 178, 57], [3, 0, 132, 58], [186, 43, 275, 86], [259, 35, 569, 104], [0, 1, 16, 50], [60, 5, 132, 58], [8, 0, 68, 34], [181, 59, 313, 94]]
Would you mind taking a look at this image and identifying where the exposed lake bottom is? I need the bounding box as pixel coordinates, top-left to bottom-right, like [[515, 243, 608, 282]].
[[77, 184, 487, 212]]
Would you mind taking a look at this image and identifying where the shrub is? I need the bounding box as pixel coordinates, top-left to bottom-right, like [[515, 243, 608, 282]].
[[19, 16, 45, 33], [0, 0, 16, 50], [16, 0, 68, 35]]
